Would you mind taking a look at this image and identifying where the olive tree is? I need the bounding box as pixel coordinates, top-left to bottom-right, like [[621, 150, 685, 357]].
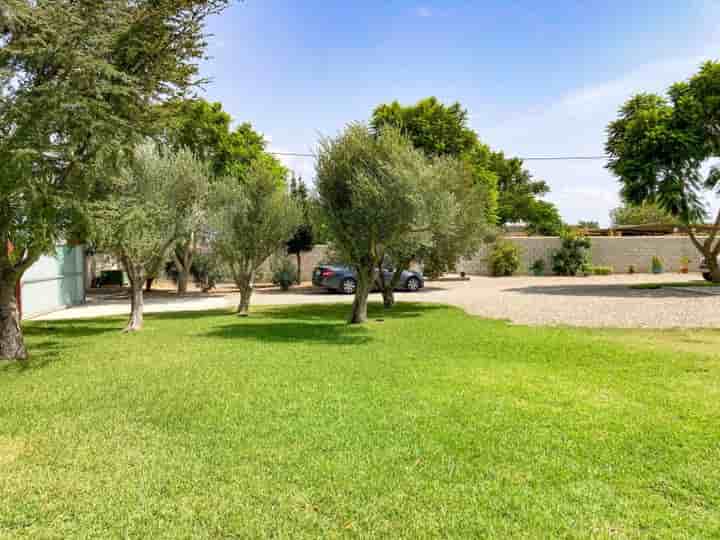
[[209, 156, 301, 316], [94, 143, 210, 331], [0, 0, 229, 359], [315, 124, 429, 323], [379, 155, 494, 308]]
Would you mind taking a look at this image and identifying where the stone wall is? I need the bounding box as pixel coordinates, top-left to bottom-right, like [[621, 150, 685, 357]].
[[458, 236, 704, 275]]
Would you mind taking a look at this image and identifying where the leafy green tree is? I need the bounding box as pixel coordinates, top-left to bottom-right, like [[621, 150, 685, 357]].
[[316, 125, 430, 323], [577, 221, 600, 230], [606, 62, 720, 280], [158, 98, 266, 177], [609, 203, 680, 227], [210, 156, 301, 316], [158, 98, 268, 294], [93, 143, 210, 332], [371, 97, 499, 224], [286, 175, 315, 283], [0, 0, 228, 360], [489, 153, 557, 228], [371, 97, 563, 242], [525, 200, 564, 236]]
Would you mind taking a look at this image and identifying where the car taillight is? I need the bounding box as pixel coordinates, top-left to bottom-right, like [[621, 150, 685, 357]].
[[320, 269, 334, 278]]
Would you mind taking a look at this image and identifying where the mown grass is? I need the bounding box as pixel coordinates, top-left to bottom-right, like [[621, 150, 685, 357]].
[[1, 303, 719, 539]]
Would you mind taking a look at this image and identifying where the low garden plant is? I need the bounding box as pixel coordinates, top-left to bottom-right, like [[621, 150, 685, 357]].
[[488, 240, 521, 276], [552, 231, 591, 276]]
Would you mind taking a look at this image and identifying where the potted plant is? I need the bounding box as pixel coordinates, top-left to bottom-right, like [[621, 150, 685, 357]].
[[680, 256, 690, 274], [530, 258, 545, 276], [651, 256, 663, 274]]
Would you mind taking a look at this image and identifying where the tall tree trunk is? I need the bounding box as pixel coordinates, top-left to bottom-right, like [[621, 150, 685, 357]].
[[706, 253, 720, 282], [296, 252, 302, 284], [350, 265, 374, 324], [383, 268, 406, 309], [0, 274, 26, 361], [688, 226, 720, 282], [176, 270, 190, 295], [174, 235, 195, 295], [236, 271, 255, 316], [121, 257, 145, 332], [125, 276, 145, 332]]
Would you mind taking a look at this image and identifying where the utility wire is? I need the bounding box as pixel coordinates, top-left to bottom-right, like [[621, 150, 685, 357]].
[[268, 151, 608, 161]]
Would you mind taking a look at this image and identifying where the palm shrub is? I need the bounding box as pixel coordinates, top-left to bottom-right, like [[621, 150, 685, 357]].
[[552, 231, 591, 276], [489, 241, 521, 277]]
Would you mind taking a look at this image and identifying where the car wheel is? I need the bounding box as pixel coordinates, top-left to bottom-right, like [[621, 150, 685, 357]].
[[340, 278, 357, 294], [703, 272, 714, 282], [406, 277, 421, 292]]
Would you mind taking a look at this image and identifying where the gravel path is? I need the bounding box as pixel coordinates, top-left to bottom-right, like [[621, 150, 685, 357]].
[[35, 273, 720, 329]]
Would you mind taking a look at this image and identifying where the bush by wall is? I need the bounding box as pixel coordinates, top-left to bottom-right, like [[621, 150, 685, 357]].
[[589, 265, 613, 276], [552, 232, 591, 276], [489, 241, 521, 277]]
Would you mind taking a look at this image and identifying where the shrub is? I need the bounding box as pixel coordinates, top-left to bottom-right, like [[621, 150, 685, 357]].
[[530, 258, 546, 276], [552, 232, 591, 276], [590, 265, 613, 276], [166, 254, 226, 292], [489, 241, 521, 277], [191, 253, 227, 292], [652, 256, 663, 274], [271, 257, 297, 291], [628, 264, 636, 274]]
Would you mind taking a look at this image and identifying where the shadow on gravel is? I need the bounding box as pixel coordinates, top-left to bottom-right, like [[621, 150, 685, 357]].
[[507, 284, 712, 298]]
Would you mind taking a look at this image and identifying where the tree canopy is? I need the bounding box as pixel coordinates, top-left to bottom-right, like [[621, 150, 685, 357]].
[[610, 203, 680, 227], [210, 155, 301, 316], [0, 0, 229, 359], [606, 61, 720, 279], [370, 97, 562, 235], [158, 98, 266, 177], [93, 143, 211, 331]]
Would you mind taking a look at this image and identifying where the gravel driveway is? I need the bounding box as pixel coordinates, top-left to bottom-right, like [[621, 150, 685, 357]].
[[35, 273, 720, 328]]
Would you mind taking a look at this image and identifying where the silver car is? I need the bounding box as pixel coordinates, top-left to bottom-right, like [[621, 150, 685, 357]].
[[312, 265, 424, 294]]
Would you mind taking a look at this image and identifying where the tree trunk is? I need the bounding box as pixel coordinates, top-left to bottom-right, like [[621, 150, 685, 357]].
[[177, 270, 190, 295], [145, 278, 154, 292], [236, 271, 255, 316], [120, 256, 146, 333], [296, 252, 302, 284], [0, 275, 26, 361], [350, 266, 373, 324], [706, 253, 720, 282]]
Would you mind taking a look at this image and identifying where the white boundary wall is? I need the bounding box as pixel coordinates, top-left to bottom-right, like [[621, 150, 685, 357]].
[[458, 236, 704, 275]]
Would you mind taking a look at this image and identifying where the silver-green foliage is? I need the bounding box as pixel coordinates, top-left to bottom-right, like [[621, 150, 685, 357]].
[[209, 156, 301, 314]]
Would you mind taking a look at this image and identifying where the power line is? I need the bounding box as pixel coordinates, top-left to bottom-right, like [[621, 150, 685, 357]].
[[268, 151, 608, 162]]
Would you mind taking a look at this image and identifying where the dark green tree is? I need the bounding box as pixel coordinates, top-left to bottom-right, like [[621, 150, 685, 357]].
[[286, 175, 315, 284], [0, 0, 229, 360], [606, 61, 720, 280]]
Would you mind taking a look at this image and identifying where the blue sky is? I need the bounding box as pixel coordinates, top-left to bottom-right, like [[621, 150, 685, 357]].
[[200, 1, 720, 225]]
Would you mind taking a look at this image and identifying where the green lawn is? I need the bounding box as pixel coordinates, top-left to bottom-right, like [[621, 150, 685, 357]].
[[1, 304, 719, 539]]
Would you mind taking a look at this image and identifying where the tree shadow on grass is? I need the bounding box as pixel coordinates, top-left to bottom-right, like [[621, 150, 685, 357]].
[[200, 303, 448, 346]]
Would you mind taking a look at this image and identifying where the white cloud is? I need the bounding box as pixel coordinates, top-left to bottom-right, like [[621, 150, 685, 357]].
[[477, 52, 719, 226], [415, 6, 432, 17]]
